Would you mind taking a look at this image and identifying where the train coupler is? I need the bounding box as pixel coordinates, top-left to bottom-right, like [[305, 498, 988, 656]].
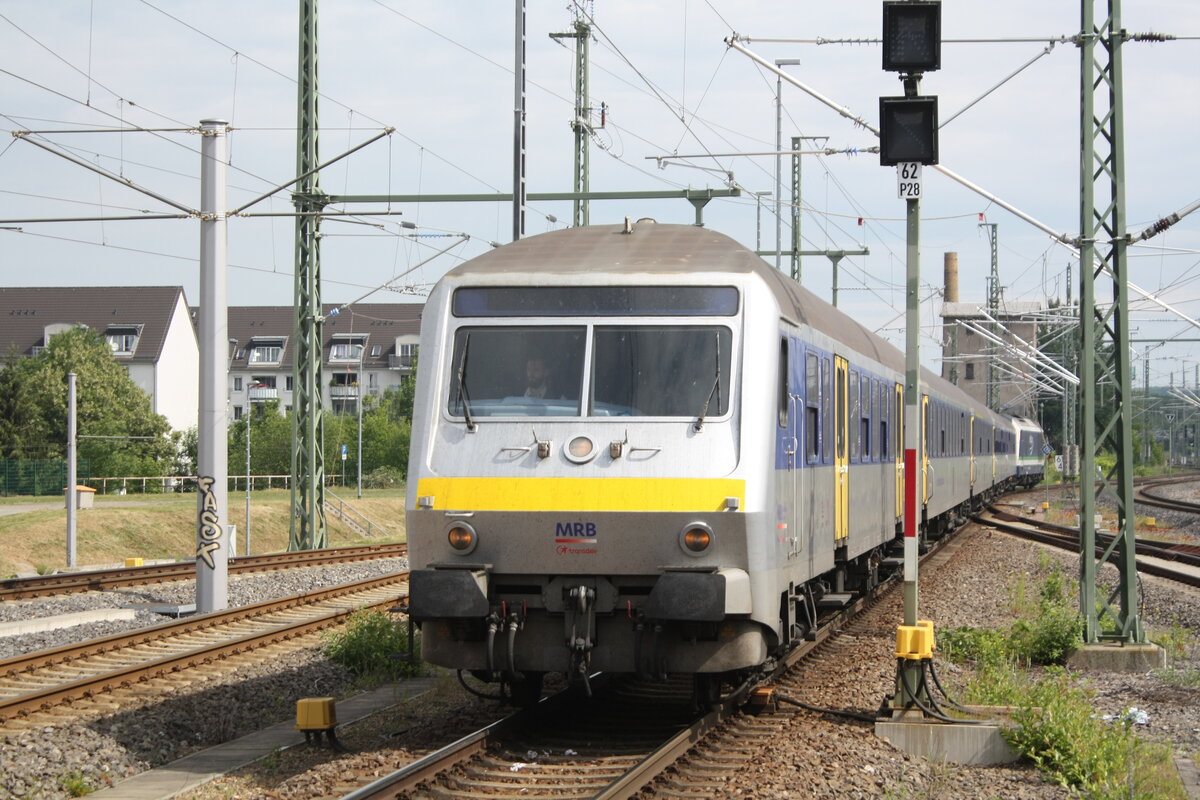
[[565, 584, 596, 695]]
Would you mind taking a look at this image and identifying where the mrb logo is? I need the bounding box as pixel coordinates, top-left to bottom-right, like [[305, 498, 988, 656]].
[[554, 521, 597, 541], [554, 521, 598, 555]]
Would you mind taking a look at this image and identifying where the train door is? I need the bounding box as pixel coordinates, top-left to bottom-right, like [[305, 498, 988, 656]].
[[992, 425, 998, 482], [894, 383, 904, 524], [834, 356, 849, 544], [921, 395, 930, 506], [969, 415, 977, 489], [777, 337, 800, 558]]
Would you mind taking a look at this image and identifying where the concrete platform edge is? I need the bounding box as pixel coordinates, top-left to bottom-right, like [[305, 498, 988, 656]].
[[876, 709, 1020, 766], [1176, 751, 1200, 800], [88, 676, 443, 800]]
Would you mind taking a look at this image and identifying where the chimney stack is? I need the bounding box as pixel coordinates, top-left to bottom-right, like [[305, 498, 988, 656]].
[[944, 252, 959, 303]]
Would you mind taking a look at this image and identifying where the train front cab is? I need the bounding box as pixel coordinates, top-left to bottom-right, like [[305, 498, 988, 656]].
[[406, 279, 772, 693]]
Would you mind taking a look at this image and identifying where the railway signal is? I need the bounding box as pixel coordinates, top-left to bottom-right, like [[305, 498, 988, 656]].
[[880, 0, 940, 720]]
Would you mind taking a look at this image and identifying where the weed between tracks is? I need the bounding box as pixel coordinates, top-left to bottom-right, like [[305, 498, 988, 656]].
[[939, 565, 1186, 799], [321, 609, 426, 683]]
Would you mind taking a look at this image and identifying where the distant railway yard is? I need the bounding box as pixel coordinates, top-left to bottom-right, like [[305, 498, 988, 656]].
[[0, 480, 1196, 800]]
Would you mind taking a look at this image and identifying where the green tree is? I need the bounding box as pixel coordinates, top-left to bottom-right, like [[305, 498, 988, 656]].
[[378, 373, 416, 424], [229, 401, 292, 479], [1, 328, 173, 477], [0, 346, 51, 458], [226, 384, 415, 486]]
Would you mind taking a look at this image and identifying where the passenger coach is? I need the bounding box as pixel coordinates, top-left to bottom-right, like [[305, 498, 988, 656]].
[[405, 221, 1042, 700]]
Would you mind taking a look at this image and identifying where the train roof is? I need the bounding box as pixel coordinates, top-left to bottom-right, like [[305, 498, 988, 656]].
[[447, 222, 997, 420]]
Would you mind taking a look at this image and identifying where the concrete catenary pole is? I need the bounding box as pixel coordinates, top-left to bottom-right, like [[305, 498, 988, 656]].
[[196, 119, 230, 613], [513, 0, 526, 241], [66, 372, 77, 568]]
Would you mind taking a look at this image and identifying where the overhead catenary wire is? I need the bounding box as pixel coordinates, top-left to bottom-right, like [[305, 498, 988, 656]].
[[727, 38, 1200, 339]]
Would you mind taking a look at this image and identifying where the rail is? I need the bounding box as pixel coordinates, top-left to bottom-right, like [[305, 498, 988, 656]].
[[0, 572, 410, 724], [0, 542, 407, 601], [337, 514, 965, 800], [978, 506, 1200, 589]]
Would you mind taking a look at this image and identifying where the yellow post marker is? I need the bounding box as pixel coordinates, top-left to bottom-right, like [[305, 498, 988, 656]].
[[895, 621, 935, 661]]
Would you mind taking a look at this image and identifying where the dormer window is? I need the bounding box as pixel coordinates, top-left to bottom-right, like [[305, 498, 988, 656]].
[[249, 338, 285, 365], [329, 334, 367, 363], [106, 325, 142, 356]]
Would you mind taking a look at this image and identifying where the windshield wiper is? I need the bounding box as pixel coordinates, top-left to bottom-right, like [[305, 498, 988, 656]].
[[693, 331, 722, 433], [455, 333, 477, 432]]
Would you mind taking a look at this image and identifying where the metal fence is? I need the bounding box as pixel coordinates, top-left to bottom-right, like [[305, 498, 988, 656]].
[[0, 459, 90, 497], [90, 474, 295, 495], [0, 466, 366, 497]]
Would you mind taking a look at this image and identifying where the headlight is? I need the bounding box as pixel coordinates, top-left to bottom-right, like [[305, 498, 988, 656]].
[[564, 435, 596, 463], [679, 523, 714, 555], [447, 522, 478, 554]]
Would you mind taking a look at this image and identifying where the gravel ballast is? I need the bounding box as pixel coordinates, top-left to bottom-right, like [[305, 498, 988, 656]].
[[0, 558, 407, 798]]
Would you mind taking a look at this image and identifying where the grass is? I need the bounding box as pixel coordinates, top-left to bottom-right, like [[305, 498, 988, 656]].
[[0, 487, 407, 576], [1151, 622, 1200, 687], [953, 665, 1187, 800], [941, 567, 1189, 799]]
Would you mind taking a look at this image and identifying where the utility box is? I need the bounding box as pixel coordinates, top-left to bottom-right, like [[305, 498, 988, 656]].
[[296, 697, 337, 731], [64, 485, 96, 510]]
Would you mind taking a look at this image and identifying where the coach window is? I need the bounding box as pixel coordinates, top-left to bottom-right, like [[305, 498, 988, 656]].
[[879, 383, 889, 460], [860, 376, 872, 462], [850, 371, 860, 460], [806, 352, 820, 461], [960, 413, 966, 454], [778, 339, 790, 428], [822, 357, 832, 462]]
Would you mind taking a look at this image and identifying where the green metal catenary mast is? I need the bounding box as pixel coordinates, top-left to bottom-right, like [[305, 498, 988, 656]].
[[980, 222, 999, 412], [1077, 0, 1141, 644], [550, 13, 592, 228], [290, 0, 327, 551]]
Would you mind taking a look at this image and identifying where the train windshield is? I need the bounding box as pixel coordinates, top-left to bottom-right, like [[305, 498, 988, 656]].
[[590, 326, 731, 417], [446, 325, 732, 419]]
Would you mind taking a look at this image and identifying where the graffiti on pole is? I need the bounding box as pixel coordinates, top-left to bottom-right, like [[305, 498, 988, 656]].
[[196, 475, 221, 568]]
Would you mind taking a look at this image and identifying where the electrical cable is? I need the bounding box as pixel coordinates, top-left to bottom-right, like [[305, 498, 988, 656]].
[[775, 693, 877, 723], [895, 660, 986, 724], [456, 670, 505, 701]]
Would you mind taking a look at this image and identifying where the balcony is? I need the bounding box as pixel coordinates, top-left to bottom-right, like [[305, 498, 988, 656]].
[[329, 384, 361, 399], [388, 354, 414, 370], [248, 385, 279, 401]]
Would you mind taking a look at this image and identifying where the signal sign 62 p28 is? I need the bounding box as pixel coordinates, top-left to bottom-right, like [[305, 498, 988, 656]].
[[896, 162, 923, 199]]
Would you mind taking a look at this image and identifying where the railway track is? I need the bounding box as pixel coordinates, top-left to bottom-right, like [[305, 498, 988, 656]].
[[0, 571, 409, 726], [0, 542, 407, 601], [332, 529, 964, 799], [977, 506, 1200, 588], [1133, 475, 1200, 517]]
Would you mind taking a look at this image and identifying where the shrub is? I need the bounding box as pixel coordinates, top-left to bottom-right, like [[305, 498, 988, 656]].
[[321, 609, 423, 681], [940, 568, 1081, 667], [1003, 669, 1134, 791], [362, 466, 406, 489], [1008, 604, 1082, 665]]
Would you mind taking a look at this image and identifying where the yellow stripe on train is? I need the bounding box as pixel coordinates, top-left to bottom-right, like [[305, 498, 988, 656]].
[[415, 477, 746, 512]]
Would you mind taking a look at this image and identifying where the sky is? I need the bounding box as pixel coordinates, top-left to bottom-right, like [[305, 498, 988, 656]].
[[2, 1, 1198, 388]]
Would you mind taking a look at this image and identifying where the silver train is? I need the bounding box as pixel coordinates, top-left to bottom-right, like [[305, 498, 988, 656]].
[[405, 221, 1045, 698]]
